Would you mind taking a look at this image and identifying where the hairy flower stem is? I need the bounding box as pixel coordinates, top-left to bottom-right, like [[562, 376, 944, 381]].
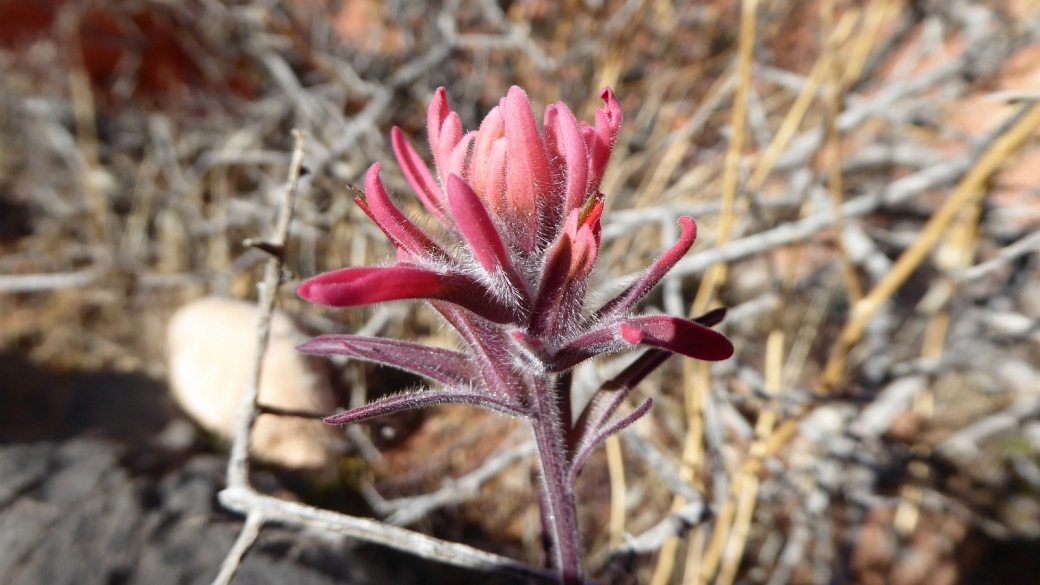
[[297, 85, 736, 585], [529, 375, 583, 585]]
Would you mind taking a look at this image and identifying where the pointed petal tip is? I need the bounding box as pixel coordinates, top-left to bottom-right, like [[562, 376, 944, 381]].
[[297, 276, 357, 308], [694, 307, 728, 328], [296, 279, 321, 304], [297, 266, 447, 308], [390, 126, 406, 146], [620, 324, 642, 345], [323, 412, 351, 425], [626, 315, 735, 362], [428, 88, 450, 127], [295, 338, 322, 354], [598, 87, 622, 120]]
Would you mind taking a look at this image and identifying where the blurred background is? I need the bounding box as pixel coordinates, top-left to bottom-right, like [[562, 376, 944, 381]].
[[2, 0, 1040, 584]]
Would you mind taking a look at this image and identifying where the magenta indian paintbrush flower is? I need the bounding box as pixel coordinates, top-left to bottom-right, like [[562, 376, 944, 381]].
[[297, 86, 733, 584]]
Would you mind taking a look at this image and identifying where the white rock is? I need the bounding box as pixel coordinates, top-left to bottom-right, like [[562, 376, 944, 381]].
[[983, 309, 1035, 337], [849, 375, 927, 439], [167, 297, 338, 469], [799, 404, 853, 443], [1017, 275, 1040, 320], [994, 359, 1040, 397]]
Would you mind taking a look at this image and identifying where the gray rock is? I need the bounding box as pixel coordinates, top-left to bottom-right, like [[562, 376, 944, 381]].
[[0, 439, 418, 585]]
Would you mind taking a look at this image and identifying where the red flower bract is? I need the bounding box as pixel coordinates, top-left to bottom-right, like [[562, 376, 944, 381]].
[[297, 86, 734, 584]]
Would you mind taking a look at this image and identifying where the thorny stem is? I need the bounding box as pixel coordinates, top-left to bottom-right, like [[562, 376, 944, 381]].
[[217, 130, 306, 585], [227, 129, 307, 489], [529, 373, 583, 585]]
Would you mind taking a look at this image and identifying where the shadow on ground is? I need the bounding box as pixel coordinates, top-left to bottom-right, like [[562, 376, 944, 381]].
[[0, 352, 524, 585]]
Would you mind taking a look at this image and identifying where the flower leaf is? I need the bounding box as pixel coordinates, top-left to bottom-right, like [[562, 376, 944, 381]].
[[544, 102, 591, 219], [391, 127, 449, 223], [446, 174, 525, 295], [585, 88, 623, 192], [298, 265, 518, 324], [470, 106, 505, 205], [358, 163, 445, 260], [552, 313, 733, 371], [297, 334, 475, 387], [324, 387, 525, 426], [501, 86, 552, 250], [568, 398, 653, 482], [594, 216, 697, 318]]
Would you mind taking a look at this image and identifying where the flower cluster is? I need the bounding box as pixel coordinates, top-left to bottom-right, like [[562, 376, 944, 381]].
[[297, 86, 733, 583]]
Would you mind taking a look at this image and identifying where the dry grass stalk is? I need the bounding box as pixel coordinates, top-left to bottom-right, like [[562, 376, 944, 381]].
[[214, 130, 308, 585], [651, 0, 760, 582], [606, 434, 628, 548], [714, 331, 784, 585], [747, 10, 858, 193], [822, 3, 864, 304], [823, 98, 1040, 390]]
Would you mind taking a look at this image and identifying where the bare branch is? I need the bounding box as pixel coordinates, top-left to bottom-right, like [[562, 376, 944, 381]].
[[213, 131, 307, 585], [225, 129, 308, 490], [211, 511, 265, 585], [218, 486, 558, 583], [382, 442, 535, 526], [609, 501, 706, 557]]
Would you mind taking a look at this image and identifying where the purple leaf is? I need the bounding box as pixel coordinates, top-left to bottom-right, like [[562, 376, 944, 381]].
[[552, 313, 733, 371], [434, 302, 524, 401], [297, 335, 475, 387], [621, 315, 734, 361], [567, 308, 729, 452], [568, 398, 652, 482], [323, 387, 525, 425], [568, 349, 669, 455]]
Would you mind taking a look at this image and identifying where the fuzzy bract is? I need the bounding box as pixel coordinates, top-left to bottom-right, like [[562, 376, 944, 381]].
[[297, 85, 734, 583]]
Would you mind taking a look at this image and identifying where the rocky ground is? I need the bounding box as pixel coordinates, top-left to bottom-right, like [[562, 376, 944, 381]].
[[0, 352, 519, 585]]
